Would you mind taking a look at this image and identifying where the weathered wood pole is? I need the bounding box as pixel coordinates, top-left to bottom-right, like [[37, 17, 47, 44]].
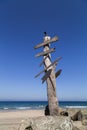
[[43, 35, 59, 116], [34, 33, 61, 116]]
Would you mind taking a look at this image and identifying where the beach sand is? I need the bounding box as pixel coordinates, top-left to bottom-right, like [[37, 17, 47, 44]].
[[0, 110, 44, 130], [0, 109, 87, 130]]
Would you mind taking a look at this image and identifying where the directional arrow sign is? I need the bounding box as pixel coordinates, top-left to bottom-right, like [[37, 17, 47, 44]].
[[55, 69, 62, 78], [35, 48, 55, 57], [34, 36, 58, 49], [35, 57, 62, 78]]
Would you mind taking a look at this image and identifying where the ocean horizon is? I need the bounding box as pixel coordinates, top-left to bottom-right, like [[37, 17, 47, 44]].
[[0, 101, 87, 111]]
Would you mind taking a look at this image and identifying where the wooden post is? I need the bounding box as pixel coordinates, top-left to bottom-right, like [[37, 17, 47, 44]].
[[43, 36, 59, 116], [34, 33, 61, 116]]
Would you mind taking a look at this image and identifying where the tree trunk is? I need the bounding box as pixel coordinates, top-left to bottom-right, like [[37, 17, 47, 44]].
[[43, 40, 59, 116]]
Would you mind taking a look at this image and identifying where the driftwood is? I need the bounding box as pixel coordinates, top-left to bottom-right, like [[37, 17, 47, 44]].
[[60, 111, 69, 116], [41, 69, 52, 83], [43, 42, 59, 116], [45, 105, 50, 115], [34, 34, 61, 116], [71, 110, 83, 121], [39, 54, 49, 67], [34, 36, 58, 49], [35, 57, 61, 78], [55, 69, 62, 78], [35, 48, 55, 57]]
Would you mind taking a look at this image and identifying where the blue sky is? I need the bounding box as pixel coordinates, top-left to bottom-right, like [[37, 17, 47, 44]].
[[0, 0, 87, 101]]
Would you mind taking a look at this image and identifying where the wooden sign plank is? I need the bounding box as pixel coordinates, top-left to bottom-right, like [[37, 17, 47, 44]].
[[35, 57, 62, 78], [34, 36, 58, 49], [35, 48, 55, 57], [55, 69, 62, 78], [41, 69, 52, 84]]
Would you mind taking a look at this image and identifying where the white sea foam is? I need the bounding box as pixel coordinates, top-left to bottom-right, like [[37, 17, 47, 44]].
[[2, 106, 45, 110], [4, 107, 9, 110], [16, 107, 31, 110], [65, 106, 87, 109], [33, 105, 45, 109], [38, 105, 45, 108]]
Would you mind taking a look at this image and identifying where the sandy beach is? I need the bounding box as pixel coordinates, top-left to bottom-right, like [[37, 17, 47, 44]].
[[0, 108, 87, 130], [0, 110, 44, 130]]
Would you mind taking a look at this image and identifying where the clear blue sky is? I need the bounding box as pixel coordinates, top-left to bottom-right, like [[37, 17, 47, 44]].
[[0, 0, 87, 101]]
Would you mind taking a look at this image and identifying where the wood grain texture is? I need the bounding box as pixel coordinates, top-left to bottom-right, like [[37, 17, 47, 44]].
[[34, 36, 58, 49], [43, 41, 59, 116], [35, 48, 55, 57]]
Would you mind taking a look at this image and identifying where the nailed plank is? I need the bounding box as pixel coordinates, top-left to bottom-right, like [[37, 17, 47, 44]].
[[55, 69, 62, 78], [35, 48, 55, 57], [34, 36, 58, 49], [35, 57, 62, 78], [41, 69, 52, 84]]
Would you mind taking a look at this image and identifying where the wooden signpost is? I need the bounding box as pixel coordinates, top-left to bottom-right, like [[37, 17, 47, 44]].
[[35, 48, 55, 57], [34, 33, 62, 116], [34, 36, 58, 49]]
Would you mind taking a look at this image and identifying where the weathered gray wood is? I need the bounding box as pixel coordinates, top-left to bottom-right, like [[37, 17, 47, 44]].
[[55, 69, 62, 78], [35, 48, 55, 57], [43, 38, 59, 116], [34, 36, 58, 49], [39, 54, 49, 67], [34, 34, 61, 116], [71, 110, 83, 121], [40, 56, 61, 67], [35, 57, 61, 78], [41, 69, 52, 83], [46, 69, 59, 116]]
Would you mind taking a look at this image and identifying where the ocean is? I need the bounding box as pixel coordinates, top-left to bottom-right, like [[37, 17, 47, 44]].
[[0, 101, 87, 111]]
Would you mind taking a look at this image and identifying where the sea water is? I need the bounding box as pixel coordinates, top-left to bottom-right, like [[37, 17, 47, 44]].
[[0, 101, 87, 111]]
